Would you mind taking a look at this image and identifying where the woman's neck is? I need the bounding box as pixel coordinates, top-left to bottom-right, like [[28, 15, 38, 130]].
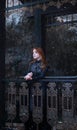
[[37, 57, 42, 61]]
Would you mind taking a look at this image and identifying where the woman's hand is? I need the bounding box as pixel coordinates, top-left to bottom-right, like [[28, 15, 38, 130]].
[[24, 72, 33, 80]]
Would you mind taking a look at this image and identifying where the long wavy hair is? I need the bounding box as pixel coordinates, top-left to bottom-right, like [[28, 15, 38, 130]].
[[31, 47, 47, 69]]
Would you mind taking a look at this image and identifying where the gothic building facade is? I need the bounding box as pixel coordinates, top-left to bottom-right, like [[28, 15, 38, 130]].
[[0, 0, 77, 130]]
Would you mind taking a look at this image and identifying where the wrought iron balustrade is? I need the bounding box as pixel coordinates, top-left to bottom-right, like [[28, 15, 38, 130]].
[[4, 76, 77, 129]]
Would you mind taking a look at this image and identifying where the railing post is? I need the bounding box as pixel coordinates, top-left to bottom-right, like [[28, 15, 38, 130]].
[[13, 82, 21, 123], [74, 86, 77, 118], [25, 82, 36, 130], [39, 82, 51, 130], [29, 84, 33, 119], [57, 83, 62, 121]]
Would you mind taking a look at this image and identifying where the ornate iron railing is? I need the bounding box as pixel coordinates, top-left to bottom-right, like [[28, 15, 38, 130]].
[[4, 76, 77, 129]]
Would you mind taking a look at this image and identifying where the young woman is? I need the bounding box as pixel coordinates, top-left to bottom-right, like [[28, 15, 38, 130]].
[[24, 47, 47, 81]]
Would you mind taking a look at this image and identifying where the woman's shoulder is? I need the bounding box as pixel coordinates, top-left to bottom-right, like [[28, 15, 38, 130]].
[[29, 60, 36, 66]]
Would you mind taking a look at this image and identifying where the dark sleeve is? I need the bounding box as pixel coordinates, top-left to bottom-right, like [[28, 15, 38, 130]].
[[32, 67, 48, 80], [24, 63, 32, 76], [27, 64, 31, 73]]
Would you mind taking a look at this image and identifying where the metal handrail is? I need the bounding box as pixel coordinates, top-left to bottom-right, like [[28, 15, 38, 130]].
[[2, 76, 77, 83]]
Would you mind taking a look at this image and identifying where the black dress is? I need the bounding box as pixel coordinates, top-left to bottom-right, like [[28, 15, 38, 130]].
[[28, 60, 47, 80]]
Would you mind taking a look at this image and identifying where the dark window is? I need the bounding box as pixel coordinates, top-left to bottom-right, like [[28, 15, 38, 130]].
[[45, 14, 77, 76]]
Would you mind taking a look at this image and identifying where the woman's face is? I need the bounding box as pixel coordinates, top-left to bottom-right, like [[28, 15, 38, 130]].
[[33, 49, 41, 60]]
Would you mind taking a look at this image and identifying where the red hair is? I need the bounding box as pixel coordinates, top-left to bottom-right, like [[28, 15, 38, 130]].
[[32, 47, 47, 69]]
